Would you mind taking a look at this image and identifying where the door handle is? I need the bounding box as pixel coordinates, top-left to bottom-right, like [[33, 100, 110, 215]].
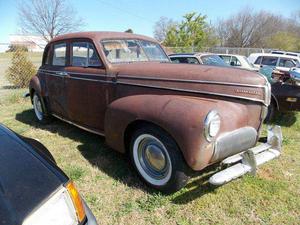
[[56, 71, 69, 76]]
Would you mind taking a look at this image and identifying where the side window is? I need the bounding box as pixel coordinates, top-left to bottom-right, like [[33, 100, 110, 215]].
[[170, 57, 180, 63], [72, 42, 102, 67], [254, 56, 262, 65], [261, 56, 277, 66], [231, 56, 241, 66], [220, 56, 231, 64], [53, 43, 67, 66], [88, 43, 102, 67], [187, 57, 199, 64], [43, 46, 51, 65], [170, 57, 188, 63], [278, 58, 296, 68]]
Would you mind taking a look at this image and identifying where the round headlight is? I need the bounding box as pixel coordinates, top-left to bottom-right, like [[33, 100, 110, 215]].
[[204, 110, 221, 141]]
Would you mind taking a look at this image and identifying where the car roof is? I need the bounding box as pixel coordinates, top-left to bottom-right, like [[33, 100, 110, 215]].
[[218, 53, 246, 58], [169, 52, 216, 57], [248, 53, 300, 60], [51, 31, 157, 43]]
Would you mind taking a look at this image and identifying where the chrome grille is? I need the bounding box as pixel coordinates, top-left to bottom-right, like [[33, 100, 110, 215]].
[[212, 127, 257, 162]]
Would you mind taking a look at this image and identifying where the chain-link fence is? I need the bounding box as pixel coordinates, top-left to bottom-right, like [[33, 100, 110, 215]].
[[165, 46, 272, 56]]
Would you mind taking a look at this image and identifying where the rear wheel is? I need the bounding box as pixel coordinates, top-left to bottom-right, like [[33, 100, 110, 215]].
[[129, 125, 189, 193], [32, 92, 50, 124]]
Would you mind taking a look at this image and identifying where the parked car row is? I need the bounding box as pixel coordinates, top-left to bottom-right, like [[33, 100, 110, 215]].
[[169, 51, 300, 120]]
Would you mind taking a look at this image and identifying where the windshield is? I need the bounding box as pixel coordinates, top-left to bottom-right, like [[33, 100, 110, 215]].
[[101, 39, 169, 63], [200, 55, 228, 67]]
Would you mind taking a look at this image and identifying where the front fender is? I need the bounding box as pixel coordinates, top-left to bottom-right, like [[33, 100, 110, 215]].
[[104, 95, 249, 170]]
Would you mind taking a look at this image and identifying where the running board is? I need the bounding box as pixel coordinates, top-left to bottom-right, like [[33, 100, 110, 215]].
[[209, 126, 282, 186]]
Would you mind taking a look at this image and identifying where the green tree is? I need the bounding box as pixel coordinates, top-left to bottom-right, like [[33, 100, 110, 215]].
[[5, 49, 36, 88], [267, 32, 300, 51], [163, 12, 209, 51]]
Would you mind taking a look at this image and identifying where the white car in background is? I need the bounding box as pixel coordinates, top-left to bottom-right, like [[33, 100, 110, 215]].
[[218, 54, 259, 71], [248, 53, 300, 72], [271, 50, 300, 58]]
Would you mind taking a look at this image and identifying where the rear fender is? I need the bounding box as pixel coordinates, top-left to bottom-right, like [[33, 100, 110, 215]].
[[29, 76, 42, 101]]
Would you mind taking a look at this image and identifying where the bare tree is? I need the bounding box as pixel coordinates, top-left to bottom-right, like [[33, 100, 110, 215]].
[[153, 17, 176, 42], [18, 0, 84, 42], [216, 8, 282, 48]]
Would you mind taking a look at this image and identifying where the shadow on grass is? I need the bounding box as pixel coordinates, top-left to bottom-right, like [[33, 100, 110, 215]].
[[16, 108, 219, 200], [15, 109, 159, 194], [171, 165, 220, 204]]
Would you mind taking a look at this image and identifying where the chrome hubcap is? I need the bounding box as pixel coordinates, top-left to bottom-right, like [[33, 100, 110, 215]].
[[145, 144, 166, 171], [33, 94, 43, 121], [133, 134, 172, 186]]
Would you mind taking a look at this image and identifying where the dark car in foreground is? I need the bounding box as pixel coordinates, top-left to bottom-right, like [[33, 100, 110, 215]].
[[0, 124, 97, 225]]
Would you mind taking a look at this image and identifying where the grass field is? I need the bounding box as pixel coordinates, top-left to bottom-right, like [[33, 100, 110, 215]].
[[0, 89, 299, 225], [0, 52, 299, 224]]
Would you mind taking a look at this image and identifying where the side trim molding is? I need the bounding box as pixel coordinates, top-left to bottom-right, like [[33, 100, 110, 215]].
[[52, 114, 105, 137]]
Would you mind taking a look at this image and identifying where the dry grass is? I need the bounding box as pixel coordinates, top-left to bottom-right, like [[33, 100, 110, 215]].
[[0, 90, 299, 225]]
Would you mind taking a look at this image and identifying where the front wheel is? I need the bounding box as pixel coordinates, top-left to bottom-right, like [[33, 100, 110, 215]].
[[129, 125, 189, 193]]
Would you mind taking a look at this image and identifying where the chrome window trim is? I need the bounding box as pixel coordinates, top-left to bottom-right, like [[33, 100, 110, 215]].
[[41, 71, 114, 83], [39, 69, 112, 78]]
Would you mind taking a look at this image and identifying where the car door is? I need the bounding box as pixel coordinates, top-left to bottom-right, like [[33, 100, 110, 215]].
[[64, 40, 107, 132], [44, 42, 69, 118]]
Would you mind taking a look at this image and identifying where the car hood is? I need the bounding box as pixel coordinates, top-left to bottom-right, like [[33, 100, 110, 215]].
[[0, 125, 66, 224], [112, 62, 270, 106]]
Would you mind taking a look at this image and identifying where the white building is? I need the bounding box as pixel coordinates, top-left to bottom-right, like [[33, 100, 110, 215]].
[[8, 35, 47, 52]]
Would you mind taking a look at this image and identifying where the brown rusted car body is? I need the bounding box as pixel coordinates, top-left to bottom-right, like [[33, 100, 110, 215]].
[[29, 32, 275, 190]]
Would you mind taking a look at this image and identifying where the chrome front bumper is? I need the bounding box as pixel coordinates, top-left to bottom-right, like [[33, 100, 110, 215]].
[[209, 126, 282, 186]]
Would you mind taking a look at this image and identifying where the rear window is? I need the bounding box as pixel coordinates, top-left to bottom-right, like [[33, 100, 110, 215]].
[[53, 43, 67, 66], [219, 55, 231, 64], [200, 55, 228, 67], [278, 58, 296, 68], [170, 57, 199, 64], [254, 56, 262, 64], [231, 56, 241, 66]]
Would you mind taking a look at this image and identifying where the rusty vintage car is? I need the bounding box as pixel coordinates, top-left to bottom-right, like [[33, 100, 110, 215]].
[[29, 32, 282, 193]]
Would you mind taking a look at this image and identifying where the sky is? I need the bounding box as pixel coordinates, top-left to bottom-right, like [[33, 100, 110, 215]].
[[0, 0, 299, 43]]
